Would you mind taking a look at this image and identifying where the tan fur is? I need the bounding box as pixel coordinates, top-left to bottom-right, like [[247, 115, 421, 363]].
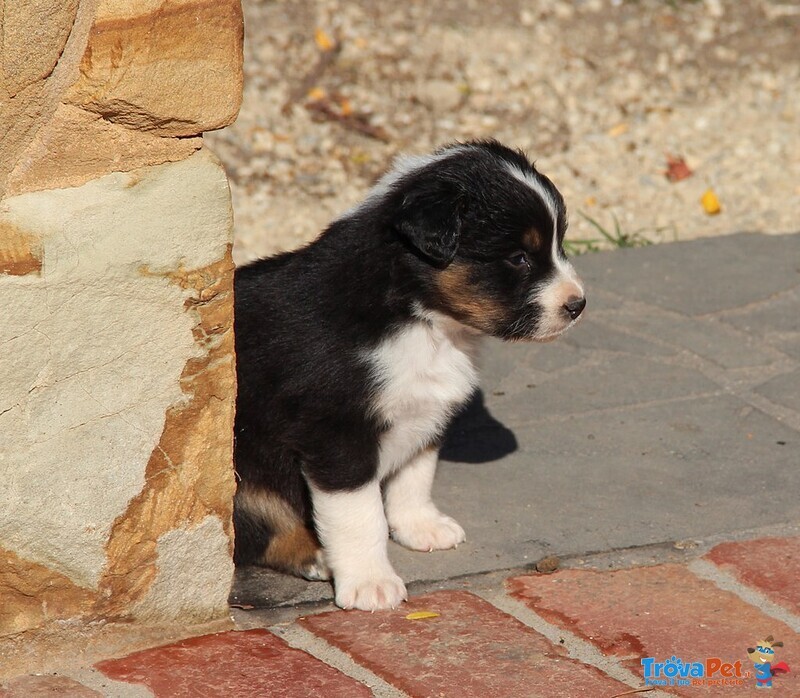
[[524, 228, 543, 251], [263, 525, 321, 573], [236, 483, 322, 576], [436, 262, 507, 332]]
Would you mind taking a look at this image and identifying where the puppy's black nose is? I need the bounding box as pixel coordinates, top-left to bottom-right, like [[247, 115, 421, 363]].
[[563, 296, 586, 320]]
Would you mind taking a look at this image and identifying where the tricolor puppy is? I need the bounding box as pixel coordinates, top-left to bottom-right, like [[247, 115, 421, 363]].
[[233, 140, 585, 611]]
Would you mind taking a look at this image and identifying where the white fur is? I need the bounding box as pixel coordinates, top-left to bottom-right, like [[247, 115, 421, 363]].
[[384, 447, 466, 551], [368, 309, 481, 479], [310, 312, 479, 610], [309, 480, 407, 611], [505, 162, 559, 232]]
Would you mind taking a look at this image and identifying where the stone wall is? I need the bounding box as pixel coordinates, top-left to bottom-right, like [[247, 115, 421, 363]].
[[0, 0, 243, 650]]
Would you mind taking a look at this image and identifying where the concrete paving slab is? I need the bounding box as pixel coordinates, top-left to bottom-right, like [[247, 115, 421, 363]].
[[576, 232, 800, 315], [232, 233, 800, 609], [755, 368, 800, 413]]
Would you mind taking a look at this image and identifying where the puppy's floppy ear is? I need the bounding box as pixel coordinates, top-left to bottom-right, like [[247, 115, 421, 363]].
[[393, 178, 463, 267]]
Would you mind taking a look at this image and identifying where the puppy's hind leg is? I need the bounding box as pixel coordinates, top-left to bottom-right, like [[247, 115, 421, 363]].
[[234, 483, 330, 581], [384, 446, 466, 552]]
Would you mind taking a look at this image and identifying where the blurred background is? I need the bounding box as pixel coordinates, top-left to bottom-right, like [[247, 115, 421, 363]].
[[205, 0, 800, 265]]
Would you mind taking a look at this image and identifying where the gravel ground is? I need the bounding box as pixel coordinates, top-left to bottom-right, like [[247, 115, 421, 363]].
[[205, 0, 800, 264]]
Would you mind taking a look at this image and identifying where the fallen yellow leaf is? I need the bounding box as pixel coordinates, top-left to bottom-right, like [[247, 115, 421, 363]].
[[701, 188, 721, 215], [339, 97, 353, 116], [307, 86, 326, 101], [405, 611, 440, 620], [608, 123, 629, 137], [314, 28, 335, 52]]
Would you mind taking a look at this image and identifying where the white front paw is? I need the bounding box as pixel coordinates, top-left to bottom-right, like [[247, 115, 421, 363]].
[[334, 572, 408, 611], [389, 510, 466, 552]]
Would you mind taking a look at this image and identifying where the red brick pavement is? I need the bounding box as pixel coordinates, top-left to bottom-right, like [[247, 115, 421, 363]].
[[706, 536, 800, 614], [6, 536, 799, 697], [301, 589, 630, 697], [95, 629, 372, 698]]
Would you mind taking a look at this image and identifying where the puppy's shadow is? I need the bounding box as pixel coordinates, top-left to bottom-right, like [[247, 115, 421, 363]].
[[439, 389, 518, 463]]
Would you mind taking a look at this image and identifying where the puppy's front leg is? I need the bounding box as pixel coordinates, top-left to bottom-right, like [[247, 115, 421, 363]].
[[309, 480, 407, 611], [385, 446, 466, 552]]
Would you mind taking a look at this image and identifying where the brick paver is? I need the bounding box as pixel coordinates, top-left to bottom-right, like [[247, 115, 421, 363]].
[[508, 564, 799, 695], [95, 629, 371, 698], [300, 589, 630, 697], [706, 537, 800, 614]]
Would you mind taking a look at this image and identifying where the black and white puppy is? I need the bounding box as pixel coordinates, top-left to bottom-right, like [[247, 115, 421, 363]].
[[233, 140, 585, 611]]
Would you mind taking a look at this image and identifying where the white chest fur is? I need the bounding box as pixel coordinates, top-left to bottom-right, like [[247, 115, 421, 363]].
[[367, 312, 481, 479]]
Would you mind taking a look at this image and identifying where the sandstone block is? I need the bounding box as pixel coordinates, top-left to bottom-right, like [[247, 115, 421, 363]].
[[6, 103, 202, 197], [67, 0, 244, 137], [0, 0, 96, 198], [1, 0, 80, 97], [0, 148, 236, 634]]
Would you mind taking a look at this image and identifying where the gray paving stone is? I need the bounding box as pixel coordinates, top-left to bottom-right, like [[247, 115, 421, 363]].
[[718, 286, 800, 359], [770, 334, 800, 360], [600, 309, 782, 369], [232, 393, 799, 609], [719, 286, 800, 335], [577, 232, 800, 316], [754, 367, 800, 412], [232, 232, 800, 609], [486, 354, 720, 423], [562, 317, 677, 357]]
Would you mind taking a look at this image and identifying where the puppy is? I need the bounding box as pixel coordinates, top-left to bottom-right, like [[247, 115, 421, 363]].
[[233, 140, 585, 611]]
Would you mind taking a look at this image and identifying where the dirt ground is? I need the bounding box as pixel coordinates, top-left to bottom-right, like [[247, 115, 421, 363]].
[[205, 0, 800, 264]]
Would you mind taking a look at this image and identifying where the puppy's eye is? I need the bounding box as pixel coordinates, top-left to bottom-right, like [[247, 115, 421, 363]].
[[507, 251, 530, 269]]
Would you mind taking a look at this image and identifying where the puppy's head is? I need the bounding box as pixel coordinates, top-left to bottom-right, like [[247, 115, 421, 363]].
[[387, 140, 585, 341]]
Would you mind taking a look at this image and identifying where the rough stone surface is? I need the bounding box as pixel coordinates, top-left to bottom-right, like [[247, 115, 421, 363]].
[[67, 0, 244, 137], [706, 537, 800, 614], [0, 149, 236, 632], [131, 517, 234, 623], [0, 674, 101, 698], [0, 548, 95, 637], [507, 565, 800, 695], [301, 590, 629, 697], [6, 104, 202, 196], [0, 0, 96, 199], [0, 0, 242, 673], [1, 2, 81, 97], [96, 630, 372, 698], [0, 221, 43, 276]]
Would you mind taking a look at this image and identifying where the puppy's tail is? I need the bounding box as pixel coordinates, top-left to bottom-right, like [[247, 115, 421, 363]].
[[233, 482, 329, 581]]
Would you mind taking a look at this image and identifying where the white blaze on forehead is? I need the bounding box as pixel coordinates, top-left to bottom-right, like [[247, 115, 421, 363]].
[[504, 162, 559, 236], [505, 162, 583, 294]]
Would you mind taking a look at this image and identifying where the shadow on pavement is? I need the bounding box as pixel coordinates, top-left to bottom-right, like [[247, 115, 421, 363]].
[[440, 389, 518, 464]]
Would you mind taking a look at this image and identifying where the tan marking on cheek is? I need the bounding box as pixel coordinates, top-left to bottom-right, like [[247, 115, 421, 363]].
[[436, 262, 507, 331]]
